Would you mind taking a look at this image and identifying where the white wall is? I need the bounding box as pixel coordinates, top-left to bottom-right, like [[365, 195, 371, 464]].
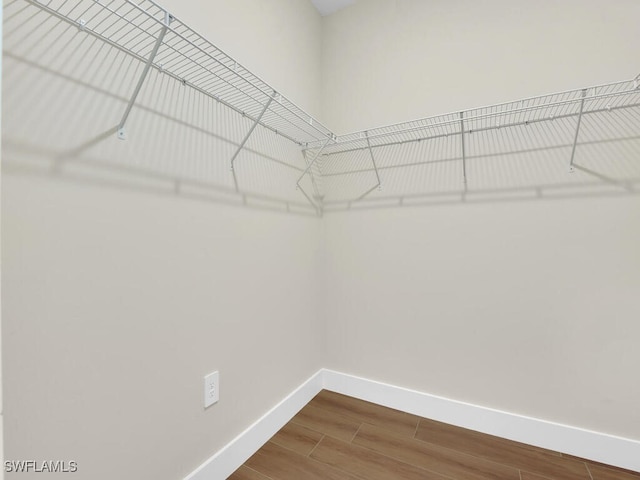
[[1, 1, 324, 479], [0, 4, 4, 478], [164, 0, 323, 119], [321, 0, 640, 441], [3, 1, 640, 479], [321, 0, 640, 132]]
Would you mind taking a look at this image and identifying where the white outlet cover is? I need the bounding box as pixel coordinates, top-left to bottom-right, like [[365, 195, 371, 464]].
[[204, 371, 219, 408]]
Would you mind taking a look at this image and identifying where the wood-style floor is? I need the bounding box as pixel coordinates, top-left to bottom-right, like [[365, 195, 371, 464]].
[[229, 390, 639, 480]]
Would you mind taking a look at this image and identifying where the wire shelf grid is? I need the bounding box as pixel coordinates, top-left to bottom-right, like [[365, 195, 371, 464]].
[[4, 0, 639, 212], [22, 0, 335, 146]]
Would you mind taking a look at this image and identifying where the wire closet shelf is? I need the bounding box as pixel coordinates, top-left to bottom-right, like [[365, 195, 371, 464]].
[[312, 78, 640, 155], [21, 0, 335, 146], [12, 0, 640, 213]]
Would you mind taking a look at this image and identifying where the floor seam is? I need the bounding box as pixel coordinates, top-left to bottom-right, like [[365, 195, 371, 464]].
[[307, 434, 325, 458], [243, 464, 276, 480], [349, 423, 363, 443], [289, 419, 328, 438], [413, 418, 420, 439], [585, 462, 595, 480]]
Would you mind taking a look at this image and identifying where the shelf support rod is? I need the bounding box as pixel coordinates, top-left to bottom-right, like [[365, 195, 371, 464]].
[[230, 94, 275, 192], [117, 11, 172, 140], [365, 131, 382, 190], [296, 136, 332, 215], [347, 132, 382, 203], [460, 112, 467, 190], [296, 136, 332, 186], [568, 89, 588, 172], [301, 150, 321, 200]]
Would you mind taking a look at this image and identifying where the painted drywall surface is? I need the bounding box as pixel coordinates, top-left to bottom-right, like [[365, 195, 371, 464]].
[[162, 0, 324, 120], [3, 179, 324, 480], [321, 0, 640, 440], [1, 1, 324, 479], [323, 198, 640, 439], [321, 0, 640, 132], [0, 6, 4, 479]]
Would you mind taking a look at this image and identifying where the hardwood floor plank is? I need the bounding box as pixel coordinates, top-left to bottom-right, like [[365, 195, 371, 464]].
[[310, 390, 419, 437], [416, 417, 561, 457], [291, 403, 361, 441], [270, 421, 323, 456], [353, 423, 520, 480], [228, 465, 273, 480], [587, 463, 640, 480], [561, 454, 640, 478], [310, 435, 452, 480], [415, 418, 591, 480], [236, 392, 630, 480], [521, 472, 556, 480], [245, 441, 361, 480]]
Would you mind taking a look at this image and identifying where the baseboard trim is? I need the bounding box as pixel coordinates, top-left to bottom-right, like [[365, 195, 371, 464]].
[[323, 369, 640, 472], [185, 368, 640, 479], [184, 370, 324, 480]]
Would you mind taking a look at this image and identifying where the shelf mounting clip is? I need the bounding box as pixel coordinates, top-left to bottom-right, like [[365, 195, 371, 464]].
[[117, 10, 173, 140]]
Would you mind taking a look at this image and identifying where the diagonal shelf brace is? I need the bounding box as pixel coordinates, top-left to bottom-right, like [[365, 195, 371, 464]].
[[231, 94, 275, 192], [359, 131, 382, 200], [365, 132, 381, 187], [460, 112, 467, 191], [349, 132, 382, 202], [568, 89, 588, 172], [117, 11, 172, 140], [301, 150, 322, 200], [296, 136, 333, 214], [296, 136, 332, 186]]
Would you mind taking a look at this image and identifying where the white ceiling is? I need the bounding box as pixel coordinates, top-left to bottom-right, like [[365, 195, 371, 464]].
[[310, 0, 356, 16]]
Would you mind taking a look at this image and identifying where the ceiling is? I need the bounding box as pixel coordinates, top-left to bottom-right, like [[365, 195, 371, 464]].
[[310, 0, 356, 16]]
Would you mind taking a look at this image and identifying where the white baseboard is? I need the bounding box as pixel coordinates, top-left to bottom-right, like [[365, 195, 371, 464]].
[[184, 370, 323, 480], [323, 369, 640, 473], [185, 368, 640, 479]]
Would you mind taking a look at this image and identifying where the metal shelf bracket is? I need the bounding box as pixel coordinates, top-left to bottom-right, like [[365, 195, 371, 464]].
[[568, 89, 588, 173], [460, 112, 468, 190], [230, 94, 276, 192], [362, 131, 382, 198], [300, 150, 322, 201], [296, 136, 333, 214], [117, 10, 173, 140]]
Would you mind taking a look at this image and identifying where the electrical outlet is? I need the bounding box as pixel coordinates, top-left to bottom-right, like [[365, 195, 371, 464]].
[[204, 371, 219, 408]]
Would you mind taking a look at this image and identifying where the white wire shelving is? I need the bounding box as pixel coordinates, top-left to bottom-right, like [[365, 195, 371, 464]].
[[16, 0, 335, 144], [4, 0, 640, 214], [306, 77, 640, 209]]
